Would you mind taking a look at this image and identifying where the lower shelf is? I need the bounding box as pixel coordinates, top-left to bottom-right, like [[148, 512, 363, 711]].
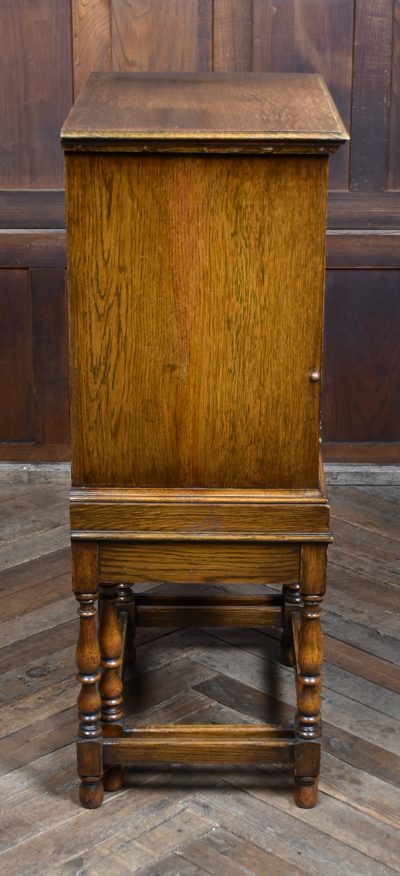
[[134, 593, 283, 627], [103, 724, 295, 766]]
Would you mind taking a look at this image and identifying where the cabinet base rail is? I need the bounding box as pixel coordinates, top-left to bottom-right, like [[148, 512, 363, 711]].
[[102, 725, 295, 766]]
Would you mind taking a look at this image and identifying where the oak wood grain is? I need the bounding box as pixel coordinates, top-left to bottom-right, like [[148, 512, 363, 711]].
[[70, 499, 329, 535], [99, 541, 299, 585], [61, 72, 348, 151], [66, 153, 328, 489], [103, 726, 294, 766]]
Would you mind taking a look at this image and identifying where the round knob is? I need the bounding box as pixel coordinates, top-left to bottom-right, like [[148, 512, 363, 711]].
[[310, 370, 321, 383]]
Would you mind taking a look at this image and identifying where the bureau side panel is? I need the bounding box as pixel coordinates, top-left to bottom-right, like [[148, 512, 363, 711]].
[[66, 154, 327, 488]]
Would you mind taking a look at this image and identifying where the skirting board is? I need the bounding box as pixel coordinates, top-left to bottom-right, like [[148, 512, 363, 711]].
[[0, 463, 399, 486]]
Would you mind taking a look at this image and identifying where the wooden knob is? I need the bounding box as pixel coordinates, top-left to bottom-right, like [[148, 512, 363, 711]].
[[310, 370, 321, 383]]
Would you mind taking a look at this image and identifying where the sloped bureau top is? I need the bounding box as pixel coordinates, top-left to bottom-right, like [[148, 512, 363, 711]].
[[61, 71, 348, 154]]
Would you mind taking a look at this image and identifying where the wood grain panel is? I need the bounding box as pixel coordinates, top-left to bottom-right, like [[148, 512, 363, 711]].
[[0, 270, 35, 442], [213, 0, 253, 72], [0, 191, 65, 230], [322, 271, 400, 442], [0, 443, 70, 462], [251, 0, 353, 188], [99, 541, 300, 584], [111, 0, 212, 72], [103, 728, 294, 765], [326, 232, 400, 269], [0, 0, 72, 187], [61, 71, 347, 152], [350, 0, 393, 191], [327, 192, 400, 230], [30, 269, 70, 446], [72, 0, 112, 98], [66, 153, 327, 488], [0, 232, 67, 269], [388, 0, 400, 190], [70, 500, 329, 535], [323, 443, 400, 463]]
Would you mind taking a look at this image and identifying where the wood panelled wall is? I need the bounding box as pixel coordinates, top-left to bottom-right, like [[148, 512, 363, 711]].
[[1, 0, 399, 464]]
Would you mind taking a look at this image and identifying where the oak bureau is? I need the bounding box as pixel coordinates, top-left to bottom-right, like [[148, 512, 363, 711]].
[[61, 72, 348, 809]]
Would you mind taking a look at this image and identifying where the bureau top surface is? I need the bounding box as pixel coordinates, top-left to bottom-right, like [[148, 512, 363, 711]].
[[61, 72, 348, 154]]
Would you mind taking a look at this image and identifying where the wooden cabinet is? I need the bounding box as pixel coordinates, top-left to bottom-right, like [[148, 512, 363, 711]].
[[62, 72, 347, 809]]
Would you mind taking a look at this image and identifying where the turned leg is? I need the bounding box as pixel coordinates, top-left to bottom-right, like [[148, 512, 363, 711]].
[[99, 584, 124, 792], [72, 542, 103, 809], [294, 544, 327, 809], [281, 581, 302, 666], [117, 583, 136, 666]]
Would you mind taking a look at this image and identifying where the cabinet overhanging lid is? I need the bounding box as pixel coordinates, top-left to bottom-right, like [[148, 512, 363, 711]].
[[61, 72, 348, 154]]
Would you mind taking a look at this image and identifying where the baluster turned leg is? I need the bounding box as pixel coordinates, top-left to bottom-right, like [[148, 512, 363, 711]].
[[72, 543, 103, 809], [294, 544, 327, 808], [117, 583, 136, 666], [99, 585, 124, 792], [281, 582, 302, 666]]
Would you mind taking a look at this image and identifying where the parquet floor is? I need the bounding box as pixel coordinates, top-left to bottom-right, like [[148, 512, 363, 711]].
[[0, 484, 399, 875]]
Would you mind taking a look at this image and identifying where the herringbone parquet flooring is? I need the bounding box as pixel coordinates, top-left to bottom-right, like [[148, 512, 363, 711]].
[[0, 484, 399, 875]]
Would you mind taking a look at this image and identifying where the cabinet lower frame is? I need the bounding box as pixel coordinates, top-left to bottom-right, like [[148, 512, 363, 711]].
[[72, 478, 329, 811]]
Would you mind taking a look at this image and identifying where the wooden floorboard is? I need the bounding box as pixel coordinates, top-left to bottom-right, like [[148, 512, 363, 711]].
[[0, 485, 399, 874]]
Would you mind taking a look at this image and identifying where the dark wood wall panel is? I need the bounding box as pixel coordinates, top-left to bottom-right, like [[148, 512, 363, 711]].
[[327, 192, 400, 229], [0, 270, 35, 442], [213, 0, 253, 72], [30, 269, 70, 447], [0, 268, 70, 461], [72, 0, 112, 99], [0, 232, 67, 269], [0, 0, 73, 188], [251, 0, 354, 189], [322, 271, 400, 442], [111, 0, 212, 72], [389, 0, 400, 189], [1, 0, 400, 462], [326, 231, 400, 269], [350, 0, 393, 191], [0, 191, 65, 230]]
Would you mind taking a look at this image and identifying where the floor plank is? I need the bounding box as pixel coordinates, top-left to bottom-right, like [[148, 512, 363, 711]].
[[193, 673, 400, 787]]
